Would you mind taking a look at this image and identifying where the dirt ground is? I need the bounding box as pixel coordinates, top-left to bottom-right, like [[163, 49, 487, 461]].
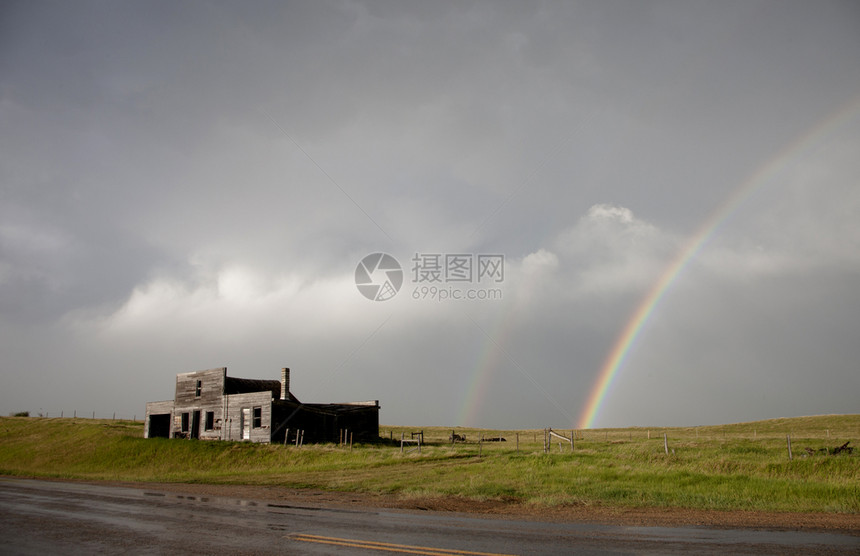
[[98, 480, 859, 535]]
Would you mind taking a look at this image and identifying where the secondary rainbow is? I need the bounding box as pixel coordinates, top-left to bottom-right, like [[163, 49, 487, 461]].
[[577, 96, 860, 430], [457, 310, 510, 426], [459, 260, 576, 427]]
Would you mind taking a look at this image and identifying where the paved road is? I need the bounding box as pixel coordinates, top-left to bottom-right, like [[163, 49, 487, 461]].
[[0, 478, 856, 555]]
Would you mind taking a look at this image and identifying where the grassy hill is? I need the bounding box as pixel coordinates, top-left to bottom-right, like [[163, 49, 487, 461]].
[[1, 415, 857, 513]]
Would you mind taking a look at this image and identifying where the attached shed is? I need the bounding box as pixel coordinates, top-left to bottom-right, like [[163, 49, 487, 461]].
[[145, 400, 174, 439], [144, 367, 379, 444]]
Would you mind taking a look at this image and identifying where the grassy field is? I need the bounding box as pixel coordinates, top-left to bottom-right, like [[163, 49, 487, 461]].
[[0, 415, 857, 513]]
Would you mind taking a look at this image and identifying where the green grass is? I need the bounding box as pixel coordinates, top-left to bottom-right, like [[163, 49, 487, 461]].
[[1, 415, 858, 513]]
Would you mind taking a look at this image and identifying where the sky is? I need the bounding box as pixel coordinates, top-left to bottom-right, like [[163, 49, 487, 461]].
[[1, 1, 859, 429]]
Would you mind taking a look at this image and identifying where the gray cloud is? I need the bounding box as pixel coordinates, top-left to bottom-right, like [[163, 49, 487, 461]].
[[1, 1, 859, 427]]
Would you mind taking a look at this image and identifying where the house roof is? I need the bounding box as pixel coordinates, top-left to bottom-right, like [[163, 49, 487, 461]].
[[223, 376, 300, 403]]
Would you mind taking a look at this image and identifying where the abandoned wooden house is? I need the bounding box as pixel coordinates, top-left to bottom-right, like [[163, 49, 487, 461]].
[[144, 367, 379, 444]]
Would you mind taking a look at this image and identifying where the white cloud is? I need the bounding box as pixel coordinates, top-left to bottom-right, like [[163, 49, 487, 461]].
[[551, 204, 679, 296], [521, 248, 559, 272], [585, 203, 636, 224]]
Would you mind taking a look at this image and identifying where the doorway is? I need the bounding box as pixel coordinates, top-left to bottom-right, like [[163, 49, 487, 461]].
[[147, 414, 170, 438], [242, 408, 251, 440], [191, 410, 200, 439]]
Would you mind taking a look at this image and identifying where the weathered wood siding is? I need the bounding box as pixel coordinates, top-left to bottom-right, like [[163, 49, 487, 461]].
[[223, 391, 274, 443], [175, 368, 226, 407], [172, 368, 227, 440]]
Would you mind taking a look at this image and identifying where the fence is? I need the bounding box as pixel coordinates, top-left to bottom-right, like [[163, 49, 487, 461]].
[[7, 411, 142, 421], [378, 424, 857, 460]]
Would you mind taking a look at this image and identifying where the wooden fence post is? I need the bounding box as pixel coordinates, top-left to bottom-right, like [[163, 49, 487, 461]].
[[787, 434, 792, 461], [664, 433, 669, 455]]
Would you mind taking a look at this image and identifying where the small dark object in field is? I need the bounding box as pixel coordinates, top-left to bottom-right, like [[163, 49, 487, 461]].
[[450, 433, 466, 442], [804, 441, 852, 456], [829, 441, 852, 455]]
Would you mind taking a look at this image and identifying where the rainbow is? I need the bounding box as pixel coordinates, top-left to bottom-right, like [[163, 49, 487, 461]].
[[457, 311, 509, 426], [577, 95, 860, 430], [459, 267, 575, 428]]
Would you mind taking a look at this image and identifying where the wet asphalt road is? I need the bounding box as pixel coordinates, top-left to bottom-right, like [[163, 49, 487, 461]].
[[0, 478, 857, 555]]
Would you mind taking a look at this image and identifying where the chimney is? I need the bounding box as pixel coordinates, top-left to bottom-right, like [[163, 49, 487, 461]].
[[280, 368, 290, 400]]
